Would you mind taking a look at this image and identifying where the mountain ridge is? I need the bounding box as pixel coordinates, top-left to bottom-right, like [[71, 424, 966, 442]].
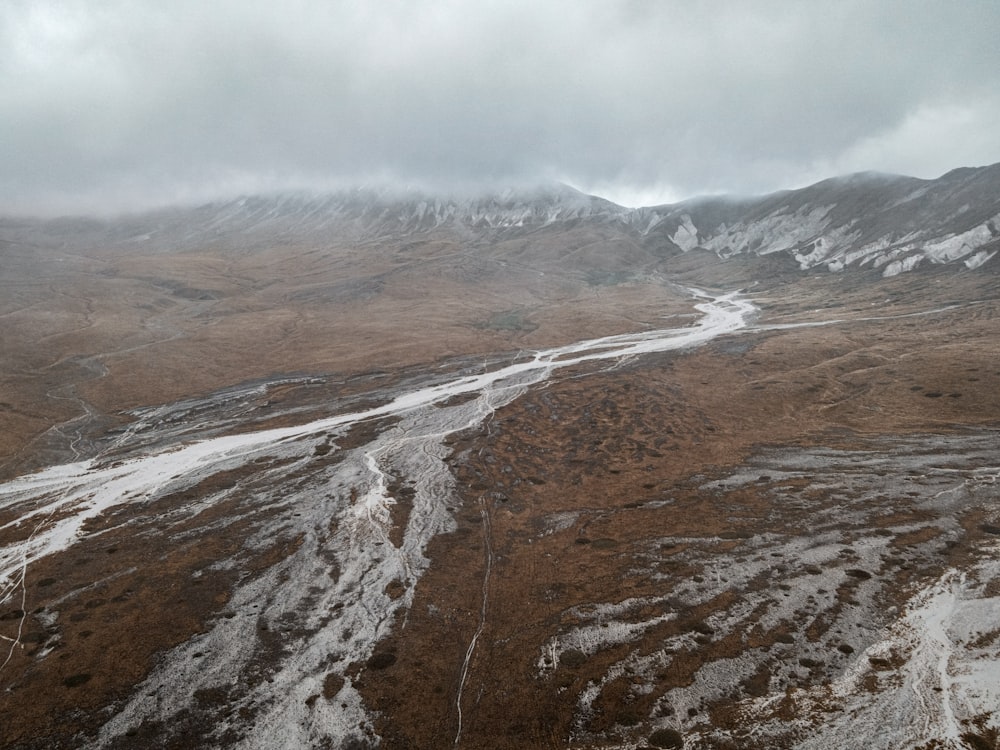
[[3, 163, 999, 277]]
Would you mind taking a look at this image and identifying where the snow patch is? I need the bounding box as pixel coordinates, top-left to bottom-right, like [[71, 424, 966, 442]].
[[670, 215, 699, 251], [965, 249, 997, 270], [882, 254, 923, 277], [790, 555, 1000, 749], [923, 221, 997, 263]]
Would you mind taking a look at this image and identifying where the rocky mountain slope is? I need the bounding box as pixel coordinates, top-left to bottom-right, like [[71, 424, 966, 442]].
[[646, 164, 1000, 276], [5, 162, 999, 277]]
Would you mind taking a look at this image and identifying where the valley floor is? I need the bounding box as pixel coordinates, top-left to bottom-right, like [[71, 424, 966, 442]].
[[1, 267, 999, 749]]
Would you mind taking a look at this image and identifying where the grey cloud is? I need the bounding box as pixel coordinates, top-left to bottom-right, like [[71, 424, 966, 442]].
[[2, 0, 1000, 214]]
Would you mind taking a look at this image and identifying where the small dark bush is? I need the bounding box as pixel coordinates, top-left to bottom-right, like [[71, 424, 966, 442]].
[[719, 530, 752, 540], [367, 652, 397, 670], [649, 727, 684, 748], [962, 731, 997, 750], [868, 656, 893, 670], [560, 648, 587, 668], [616, 709, 640, 726]]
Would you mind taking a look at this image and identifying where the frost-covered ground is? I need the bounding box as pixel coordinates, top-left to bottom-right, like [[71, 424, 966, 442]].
[[787, 556, 1000, 750], [536, 433, 1000, 749], [4, 283, 998, 749], [0, 290, 755, 748]]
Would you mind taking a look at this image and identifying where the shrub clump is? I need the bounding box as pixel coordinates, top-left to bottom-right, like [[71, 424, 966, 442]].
[[367, 651, 397, 670], [63, 673, 92, 688], [648, 727, 684, 748], [559, 648, 587, 669]]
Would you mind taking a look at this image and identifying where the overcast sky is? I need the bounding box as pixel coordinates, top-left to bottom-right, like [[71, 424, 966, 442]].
[[3, 0, 1000, 215]]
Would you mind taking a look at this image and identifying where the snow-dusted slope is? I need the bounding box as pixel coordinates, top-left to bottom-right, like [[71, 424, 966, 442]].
[[642, 164, 1000, 276], [101, 184, 633, 246], [4, 163, 999, 277]]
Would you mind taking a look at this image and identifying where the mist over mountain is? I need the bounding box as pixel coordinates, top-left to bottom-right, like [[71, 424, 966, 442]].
[[7, 163, 998, 281]]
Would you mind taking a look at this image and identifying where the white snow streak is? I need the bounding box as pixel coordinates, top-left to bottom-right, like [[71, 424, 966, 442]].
[[0, 288, 756, 748]]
